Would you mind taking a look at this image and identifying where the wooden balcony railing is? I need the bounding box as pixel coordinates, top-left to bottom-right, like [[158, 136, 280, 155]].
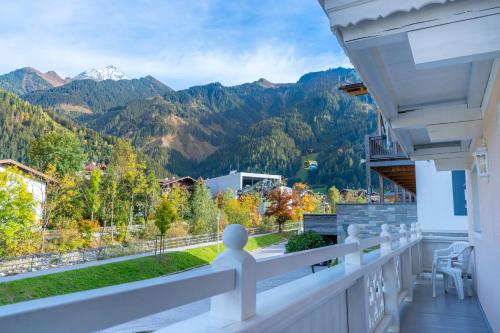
[[369, 136, 408, 161], [0, 223, 424, 333]]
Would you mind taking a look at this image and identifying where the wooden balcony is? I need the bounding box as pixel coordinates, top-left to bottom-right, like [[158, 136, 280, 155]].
[[366, 135, 416, 196]]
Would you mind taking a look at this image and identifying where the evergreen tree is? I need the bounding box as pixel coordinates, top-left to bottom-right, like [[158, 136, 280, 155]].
[[190, 182, 218, 234]]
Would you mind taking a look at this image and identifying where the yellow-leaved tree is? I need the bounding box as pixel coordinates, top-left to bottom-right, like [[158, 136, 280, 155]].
[[0, 167, 40, 257]]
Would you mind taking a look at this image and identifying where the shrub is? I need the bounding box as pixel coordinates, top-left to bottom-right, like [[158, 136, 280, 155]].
[[166, 222, 189, 238], [285, 231, 326, 254], [258, 215, 276, 233], [141, 221, 160, 240], [78, 219, 100, 248]]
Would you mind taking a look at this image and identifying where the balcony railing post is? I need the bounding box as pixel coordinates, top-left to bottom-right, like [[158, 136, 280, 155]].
[[380, 224, 392, 255], [416, 222, 423, 238], [410, 223, 418, 241], [210, 224, 256, 321], [344, 225, 370, 333], [400, 247, 414, 302], [344, 224, 363, 269], [416, 223, 424, 275], [382, 256, 400, 332], [399, 224, 408, 245]]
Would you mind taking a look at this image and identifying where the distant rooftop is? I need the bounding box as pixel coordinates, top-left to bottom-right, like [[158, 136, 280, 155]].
[[0, 159, 54, 182]]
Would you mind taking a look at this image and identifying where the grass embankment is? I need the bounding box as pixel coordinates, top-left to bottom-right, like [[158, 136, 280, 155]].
[[0, 233, 289, 305]]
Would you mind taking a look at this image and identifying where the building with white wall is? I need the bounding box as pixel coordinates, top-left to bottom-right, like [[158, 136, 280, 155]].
[[319, 0, 500, 329], [416, 161, 468, 232], [205, 172, 281, 197], [0, 159, 52, 221]]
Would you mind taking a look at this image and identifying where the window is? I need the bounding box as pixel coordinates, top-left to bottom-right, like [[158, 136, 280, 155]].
[[471, 167, 482, 233]]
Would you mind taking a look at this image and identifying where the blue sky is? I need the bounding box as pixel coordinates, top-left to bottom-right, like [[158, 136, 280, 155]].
[[0, 0, 350, 89]]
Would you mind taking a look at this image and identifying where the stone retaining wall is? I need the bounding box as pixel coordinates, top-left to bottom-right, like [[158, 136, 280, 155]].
[[336, 203, 417, 241]]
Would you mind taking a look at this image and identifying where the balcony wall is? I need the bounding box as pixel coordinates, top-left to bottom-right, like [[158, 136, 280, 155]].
[[466, 61, 500, 332]]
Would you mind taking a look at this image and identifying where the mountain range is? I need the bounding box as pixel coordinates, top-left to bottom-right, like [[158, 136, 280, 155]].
[[0, 66, 376, 189]]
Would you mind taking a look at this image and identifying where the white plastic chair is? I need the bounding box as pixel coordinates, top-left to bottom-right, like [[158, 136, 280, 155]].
[[432, 244, 473, 299], [432, 241, 468, 297]]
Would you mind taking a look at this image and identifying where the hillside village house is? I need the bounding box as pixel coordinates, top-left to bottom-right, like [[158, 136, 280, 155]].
[[0, 159, 52, 221], [1, 1, 499, 332], [158, 176, 198, 195]]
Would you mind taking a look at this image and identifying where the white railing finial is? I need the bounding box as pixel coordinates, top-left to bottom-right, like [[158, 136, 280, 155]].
[[222, 224, 248, 250], [416, 223, 423, 238], [344, 224, 363, 268], [410, 223, 417, 241], [380, 224, 392, 255], [399, 224, 408, 245], [211, 224, 256, 321]]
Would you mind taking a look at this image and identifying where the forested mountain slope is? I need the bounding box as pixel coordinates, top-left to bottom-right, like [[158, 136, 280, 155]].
[[3, 67, 376, 188], [0, 89, 168, 176], [23, 76, 173, 117]]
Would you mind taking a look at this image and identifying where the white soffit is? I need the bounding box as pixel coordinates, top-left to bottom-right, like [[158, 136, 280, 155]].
[[321, 0, 499, 160], [322, 0, 454, 28], [408, 14, 500, 69], [391, 105, 482, 129], [427, 120, 483, 142], [434, 158, 468, 171]]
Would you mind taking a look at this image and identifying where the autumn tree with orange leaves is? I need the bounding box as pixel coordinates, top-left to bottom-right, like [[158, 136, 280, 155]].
[[265, 188, 297, 232]]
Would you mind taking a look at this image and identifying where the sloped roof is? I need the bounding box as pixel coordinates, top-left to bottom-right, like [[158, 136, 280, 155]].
[[0, 159, 54, 182], [158, 176, 197, 186]]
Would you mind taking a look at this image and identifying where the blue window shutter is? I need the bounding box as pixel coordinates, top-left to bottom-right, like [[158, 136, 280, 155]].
[[452, 171, 467, 216]]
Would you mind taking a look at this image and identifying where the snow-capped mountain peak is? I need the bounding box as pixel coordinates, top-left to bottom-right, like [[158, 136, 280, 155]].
[[73, 65, 129, 81]]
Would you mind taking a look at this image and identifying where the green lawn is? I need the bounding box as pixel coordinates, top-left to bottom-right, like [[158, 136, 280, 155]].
[[0, 233, 289, 305]]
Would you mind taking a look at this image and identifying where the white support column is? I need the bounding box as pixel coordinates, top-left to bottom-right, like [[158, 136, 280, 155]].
[[211, 224, 256, 321]]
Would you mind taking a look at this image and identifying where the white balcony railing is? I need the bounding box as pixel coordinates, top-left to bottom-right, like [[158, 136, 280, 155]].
[[0, 223, 423, 333]]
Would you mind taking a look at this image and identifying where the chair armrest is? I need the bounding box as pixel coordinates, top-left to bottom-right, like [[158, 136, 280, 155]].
[[434, 248, 452, 257], [432, 254, 455, 266], [437, 257, 456, 268]]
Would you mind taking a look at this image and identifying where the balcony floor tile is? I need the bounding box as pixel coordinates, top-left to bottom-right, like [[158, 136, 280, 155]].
[[401, 282, 491, 333]]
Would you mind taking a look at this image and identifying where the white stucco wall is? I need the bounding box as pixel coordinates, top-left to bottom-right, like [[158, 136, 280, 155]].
[[466, 61, 500, 332], [0, 165, 47, 220], [205, 173, 242, 197], [205, 172, 281, 197], [415, 160, 468, 232]]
